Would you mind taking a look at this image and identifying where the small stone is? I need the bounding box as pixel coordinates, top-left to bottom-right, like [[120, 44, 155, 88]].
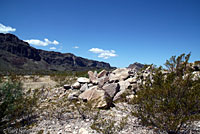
[[67, 91, 80, 100], [77, 77, 90, 83], [79, 128, 89, 134], [80, 83, 88, 92], [88, 83, 93, 87], [72, 82, 81, 89], [63, 84, 71, 90]]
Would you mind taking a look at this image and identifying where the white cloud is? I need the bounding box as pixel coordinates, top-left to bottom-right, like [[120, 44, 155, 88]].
[[0, 23, 16, 33], [73, 46, 79, 49], [24, 38, 59, 46], [89, 48, 117, 59], [49, 47, 56, 50]]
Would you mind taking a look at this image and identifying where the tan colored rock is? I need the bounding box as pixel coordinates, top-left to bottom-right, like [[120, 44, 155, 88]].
[[109, 68, 130, 82], [98, 69, 107, 78], [118, 81, 130, 90], [79, 86, 112, 108], [72, 82, 81, 89], [88, 71, 98, 84], [125, 77, 137, 84], [98, 75, 109, 88]]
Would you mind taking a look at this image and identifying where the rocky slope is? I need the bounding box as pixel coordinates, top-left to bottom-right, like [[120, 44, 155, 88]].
[[0, 33, 112, 74]]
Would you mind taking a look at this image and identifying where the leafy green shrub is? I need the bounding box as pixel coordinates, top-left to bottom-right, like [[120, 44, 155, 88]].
[[131, 53, 200, 134], [0, 77, 39, 133]]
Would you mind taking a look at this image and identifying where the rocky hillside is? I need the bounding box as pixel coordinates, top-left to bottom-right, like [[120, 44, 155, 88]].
[[0, 33, 113, 74]]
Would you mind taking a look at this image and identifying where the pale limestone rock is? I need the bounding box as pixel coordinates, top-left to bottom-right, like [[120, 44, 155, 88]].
[[77, 77, 90, 83], [79, 86, 112, 108]]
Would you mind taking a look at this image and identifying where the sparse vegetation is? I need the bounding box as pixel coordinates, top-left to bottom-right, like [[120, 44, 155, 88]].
[[131, 53, 200, 134], [0, 76, 40, 133]]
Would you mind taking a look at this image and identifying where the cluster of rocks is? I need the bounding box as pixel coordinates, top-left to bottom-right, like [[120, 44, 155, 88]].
[[65, 66, 153, 109]]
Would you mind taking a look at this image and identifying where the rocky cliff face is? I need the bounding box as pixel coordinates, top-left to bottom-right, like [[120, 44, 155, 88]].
[[0, 33, 112, 74]]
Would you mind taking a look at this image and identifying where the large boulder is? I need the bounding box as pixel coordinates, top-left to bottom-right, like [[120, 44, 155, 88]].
[[102, 83, 120, 98], [78, 86, 112, 108], [77, 77, 90, 83], [109, 68, 130, 82], [98, 75, 109, 88], [118, 81, 130, 91], [88, 71, 98, 84]]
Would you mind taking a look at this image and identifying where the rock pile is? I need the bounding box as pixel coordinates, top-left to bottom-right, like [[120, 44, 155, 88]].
[[66, 66, 153, 108], [67, 62, 200, 109]]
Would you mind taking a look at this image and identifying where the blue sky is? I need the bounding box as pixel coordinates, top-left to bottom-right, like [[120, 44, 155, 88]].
[[0, 0, 200, 67]]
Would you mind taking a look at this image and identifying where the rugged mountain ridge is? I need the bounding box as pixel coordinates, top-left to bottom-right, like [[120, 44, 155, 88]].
[[127, 62, 144, 71], [0, 33, 112, 74]]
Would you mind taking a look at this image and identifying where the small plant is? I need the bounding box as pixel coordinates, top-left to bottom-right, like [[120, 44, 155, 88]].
[[0, 77, 39, 133], [131, 53, 200, 134], [90, 113, 128, 134]]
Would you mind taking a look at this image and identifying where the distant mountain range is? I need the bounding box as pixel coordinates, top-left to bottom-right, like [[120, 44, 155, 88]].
[[0, 33, 113, 74], [127, 62, 144, 71]]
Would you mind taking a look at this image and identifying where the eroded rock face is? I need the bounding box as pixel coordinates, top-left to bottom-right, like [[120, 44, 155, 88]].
[[78, 86, 112, 108]]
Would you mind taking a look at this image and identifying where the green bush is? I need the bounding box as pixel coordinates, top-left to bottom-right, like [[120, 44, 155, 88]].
[[0, 77, 39, 133], [131, 53, 200, 134]]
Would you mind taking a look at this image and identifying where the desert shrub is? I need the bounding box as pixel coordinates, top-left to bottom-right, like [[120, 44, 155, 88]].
[[0, 77, 39, 133], [90, 112, 128, 134], [131, 53, 200, 134]]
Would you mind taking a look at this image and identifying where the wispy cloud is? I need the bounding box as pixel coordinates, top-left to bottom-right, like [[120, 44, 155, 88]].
[[49, 47, 56, 50], [73, 46, 79, 49], [0, 23, 16, 33], [24, 38, 59, 46], [89, 48, 117, 59]]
